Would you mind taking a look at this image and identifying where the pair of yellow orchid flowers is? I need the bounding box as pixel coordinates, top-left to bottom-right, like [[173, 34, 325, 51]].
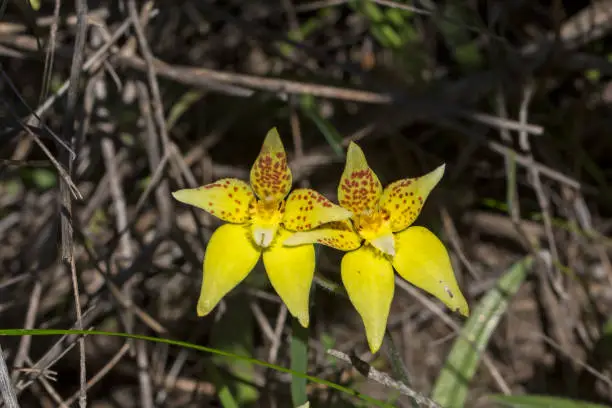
[[172, 128, 469, 353]]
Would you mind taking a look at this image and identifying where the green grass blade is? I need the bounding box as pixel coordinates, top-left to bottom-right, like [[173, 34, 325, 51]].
[[300, 96, 344, 157], [489, 394, 611, 408], [291, 318, 309, 406], [166, 90, 205, 131], [431, 255, 534, 407], [0, 328, 393, 407]]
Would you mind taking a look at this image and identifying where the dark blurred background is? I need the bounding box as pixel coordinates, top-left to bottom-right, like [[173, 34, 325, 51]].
[[2, 0, 612, 407]]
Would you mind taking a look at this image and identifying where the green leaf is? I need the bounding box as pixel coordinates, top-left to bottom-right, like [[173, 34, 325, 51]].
[[0, 328, 394, 407], [299, 97, 344, 157], [454, 43, 483, 69], [385, 8, 408, 26], [489, 394, 611, 408], [362, 1, 385, 22], [291, 318, 309, 407], [435, 3, 483, 69], [166, 90, 205, 130], [379, 25, 403, 48], [22, 168, 57, 190], [432, 255, 534, 407], [603, 317, 612, 336]]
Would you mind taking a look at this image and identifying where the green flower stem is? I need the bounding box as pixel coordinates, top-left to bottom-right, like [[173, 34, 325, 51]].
[[291, 318, 309, 406], [315, 272, 416, 405], [383, 327, 417, 408]]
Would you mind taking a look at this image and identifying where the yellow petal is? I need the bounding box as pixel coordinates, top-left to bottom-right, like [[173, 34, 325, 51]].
[[341, 245, 394, 353], [379, 164, 445, 232], [197, 223, 261, 316], [172, 179, 254, 223], [263, 227, 315, 327], [338, 142, 382, 214], [392, 226, 469, 316], [250, 128, 292, 202], [284, 220, 362, 251], [283, 188, 352, 231]]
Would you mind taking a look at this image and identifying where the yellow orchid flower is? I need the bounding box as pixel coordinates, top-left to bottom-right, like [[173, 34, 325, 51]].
[[172, 128, 352, 328], [285, 142, 469, 353]]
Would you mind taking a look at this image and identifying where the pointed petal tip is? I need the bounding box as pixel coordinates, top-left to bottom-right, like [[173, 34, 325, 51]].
[[456, 301, 469, 317], [297, 313, 310, 328], [346, 141, 365, 160], [263, 127, 283, 149], [196, 300, 213, 317], [171, 188, 202, 207], [171, 189, 186, 202], [428, 163, 446, 185], [368, 338, 383, 354]]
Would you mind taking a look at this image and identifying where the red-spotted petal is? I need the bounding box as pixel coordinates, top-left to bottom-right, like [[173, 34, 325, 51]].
[[379, 164, 445, 232], [283, 188, 352, 232], [338, 142, 382, 214], [284, 220, 362, 251], [250, 127, 292, 202], [172, 178, 254, 223]]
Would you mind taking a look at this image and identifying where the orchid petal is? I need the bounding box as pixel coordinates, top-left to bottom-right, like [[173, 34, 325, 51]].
[[197, 223, 261, 316], [380, 164, 445, 232], [284, 220, 362, 251], [263, 227, 315, 327], [338, 143, 382, 214], [370, 232, 395, 257], [392, 226, 469, 316], [283, 188, 352, 232], [341, 245, 394, 353], [250, 127, 292, 202], [172, 179, 254, 223]]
